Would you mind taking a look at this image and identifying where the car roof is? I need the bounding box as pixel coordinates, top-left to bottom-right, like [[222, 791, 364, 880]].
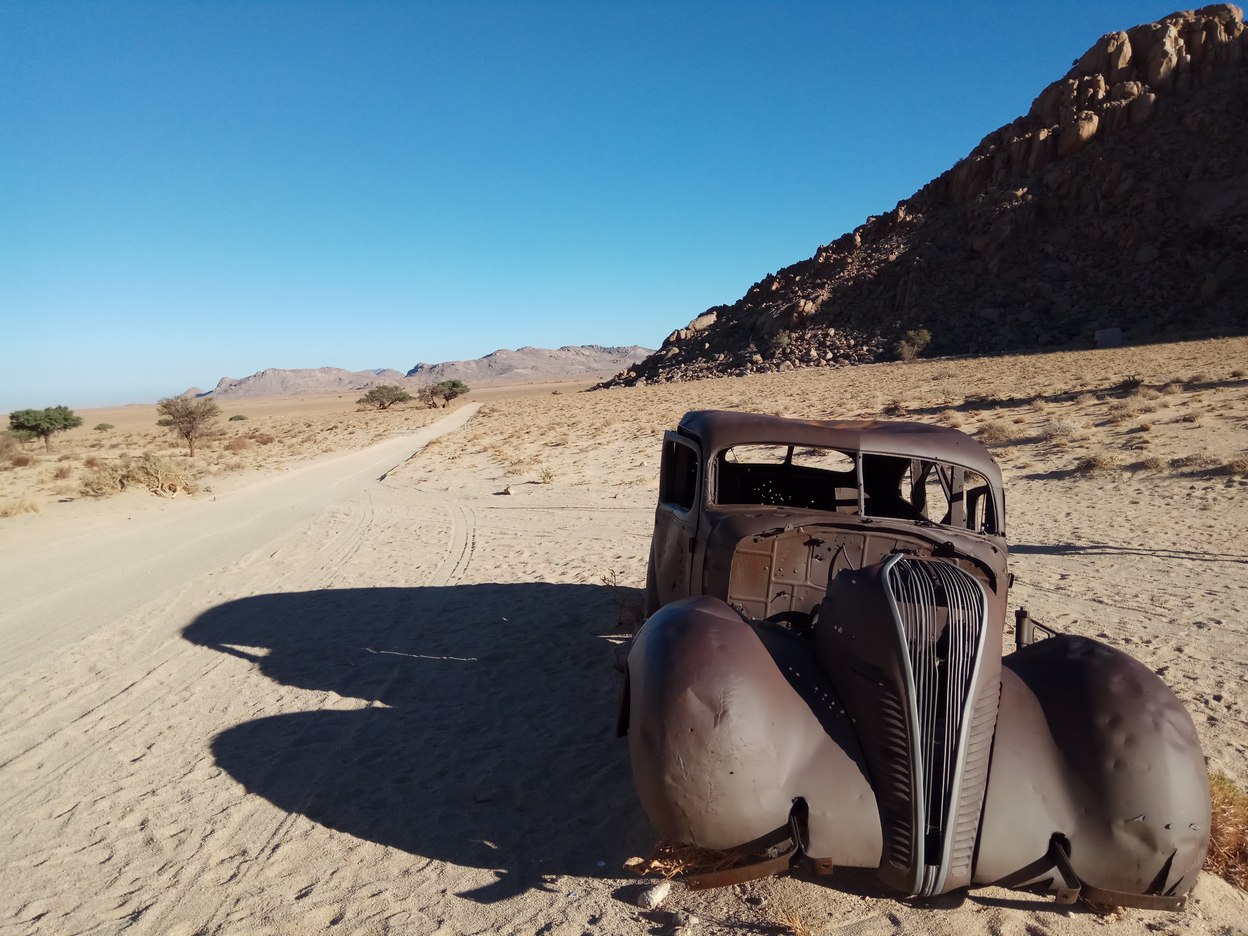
[[677, 409, 1002, 485]]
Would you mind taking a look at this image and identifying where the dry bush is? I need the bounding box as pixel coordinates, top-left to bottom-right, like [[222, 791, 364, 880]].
[[623, 840, 763, 881], [83, 455, 102, 469], [772, 912, 812, 936], [1177, 413, 1200, 424], [1073, 453, 1118, 475], [1041, 419, 1081, 442], [0, 497, 41, 518], [1107, 400, 1142, 422], [250, 433, 276, 446], [1207, 773, 1248, 890], [52, 465, 72, 480], [1130, 455, 1168, 472], [0, 433, 20, 459], [1227, 454, 1248, 477], [225, 437, 253, 452], [81, 455, 198, 498], [10, 453, 34, 468], [1171, 453, 1219, 472], [1073, 391, 1096, 405], [977, 420, 1023, 445]]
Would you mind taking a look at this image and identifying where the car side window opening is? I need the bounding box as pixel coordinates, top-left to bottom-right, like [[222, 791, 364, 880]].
[[714, 445, 998, 534], [659, 438, 698, 511]]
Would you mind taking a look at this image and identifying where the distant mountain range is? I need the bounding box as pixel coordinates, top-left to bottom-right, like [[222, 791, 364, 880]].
[[193, 345, 652, 399]]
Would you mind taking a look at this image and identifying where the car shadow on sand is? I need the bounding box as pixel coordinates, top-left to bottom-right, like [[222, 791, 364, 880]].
[[182, 583, 651, 903]]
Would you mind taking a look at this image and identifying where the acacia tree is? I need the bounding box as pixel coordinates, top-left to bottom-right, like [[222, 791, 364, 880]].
[[8, 405, 83, 451], [156, 396, 221, 456], [434, 379, 470, 405], [419, 380, 470, 408], [357, 385, 414, 410]]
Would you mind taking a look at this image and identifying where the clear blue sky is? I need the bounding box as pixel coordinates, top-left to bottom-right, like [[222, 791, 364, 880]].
[[2, 1, 1179, 409]]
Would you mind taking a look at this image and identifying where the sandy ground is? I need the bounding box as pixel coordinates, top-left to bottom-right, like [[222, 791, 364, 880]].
[[1, 339, 1246, 935]]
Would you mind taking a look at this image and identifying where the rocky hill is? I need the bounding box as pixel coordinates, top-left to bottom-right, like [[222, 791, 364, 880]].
[[198, 346, 652, 399], [599, 5, 1248, 388]]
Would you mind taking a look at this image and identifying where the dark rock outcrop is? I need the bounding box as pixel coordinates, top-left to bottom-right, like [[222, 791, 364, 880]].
[[598, 5, 1248, 388]]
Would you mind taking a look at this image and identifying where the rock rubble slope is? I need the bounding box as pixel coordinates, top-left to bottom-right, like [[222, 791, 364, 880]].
[[600, 4, 1248, 387]]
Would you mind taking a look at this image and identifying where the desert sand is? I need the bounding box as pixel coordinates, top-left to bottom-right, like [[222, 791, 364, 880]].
[[1, 339, 1246, 935]]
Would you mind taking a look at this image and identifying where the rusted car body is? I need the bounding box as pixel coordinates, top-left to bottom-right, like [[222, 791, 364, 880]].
[[620, 410, 1209, 908]]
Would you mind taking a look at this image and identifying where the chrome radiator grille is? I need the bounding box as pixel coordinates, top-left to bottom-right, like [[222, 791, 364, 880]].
[[884, 556, 988, 895]]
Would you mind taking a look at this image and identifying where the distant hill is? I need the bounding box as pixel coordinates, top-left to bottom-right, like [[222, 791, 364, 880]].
[[195, 345, 652, 399], [406, 345, 652, 385], [205, 367, 409, 399], [598, 5, 1248, 388]]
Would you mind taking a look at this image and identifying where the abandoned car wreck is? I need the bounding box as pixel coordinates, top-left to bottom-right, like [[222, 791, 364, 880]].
[[619, 410, 1210, 909]]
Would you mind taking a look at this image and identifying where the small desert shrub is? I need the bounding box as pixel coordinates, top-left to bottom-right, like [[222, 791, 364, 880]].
[[1115, 375, 1144, 395], [1073, 392, 1096, 405], [1042, 419, 1081, 442], [225, 437, 253, 452], [1177, 413, 1200, 424], [1171, 453, 1219, 472], [250, 433, 276, 445], [0, 497, 41, 518], [94, 423, 114, 432], [766, 329, 792, 357], [1107, 400, 1142, 422], [896, 327, 932, 362], [52, 465, 72, 480], [1231, 369, 1245, 379], [1073, 453, 1118, 475], [228, 414, 248, 421], [1131, 455, 1167, 472], [83, 455, 102, 469], [977, 420, 1022, 445], [1207, 773, 1248, 890], [81, 455, 198, 498], [538, 467, 555, 484], [10, 453, 34, 468], [1227, 454, 1248, 477]]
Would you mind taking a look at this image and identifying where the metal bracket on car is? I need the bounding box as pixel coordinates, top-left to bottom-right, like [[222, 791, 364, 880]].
[[1014, 607, 1060, 648], [685, 809, 814, 891], [684, 845, 797, 890], [994, 833, 1188, 911]]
